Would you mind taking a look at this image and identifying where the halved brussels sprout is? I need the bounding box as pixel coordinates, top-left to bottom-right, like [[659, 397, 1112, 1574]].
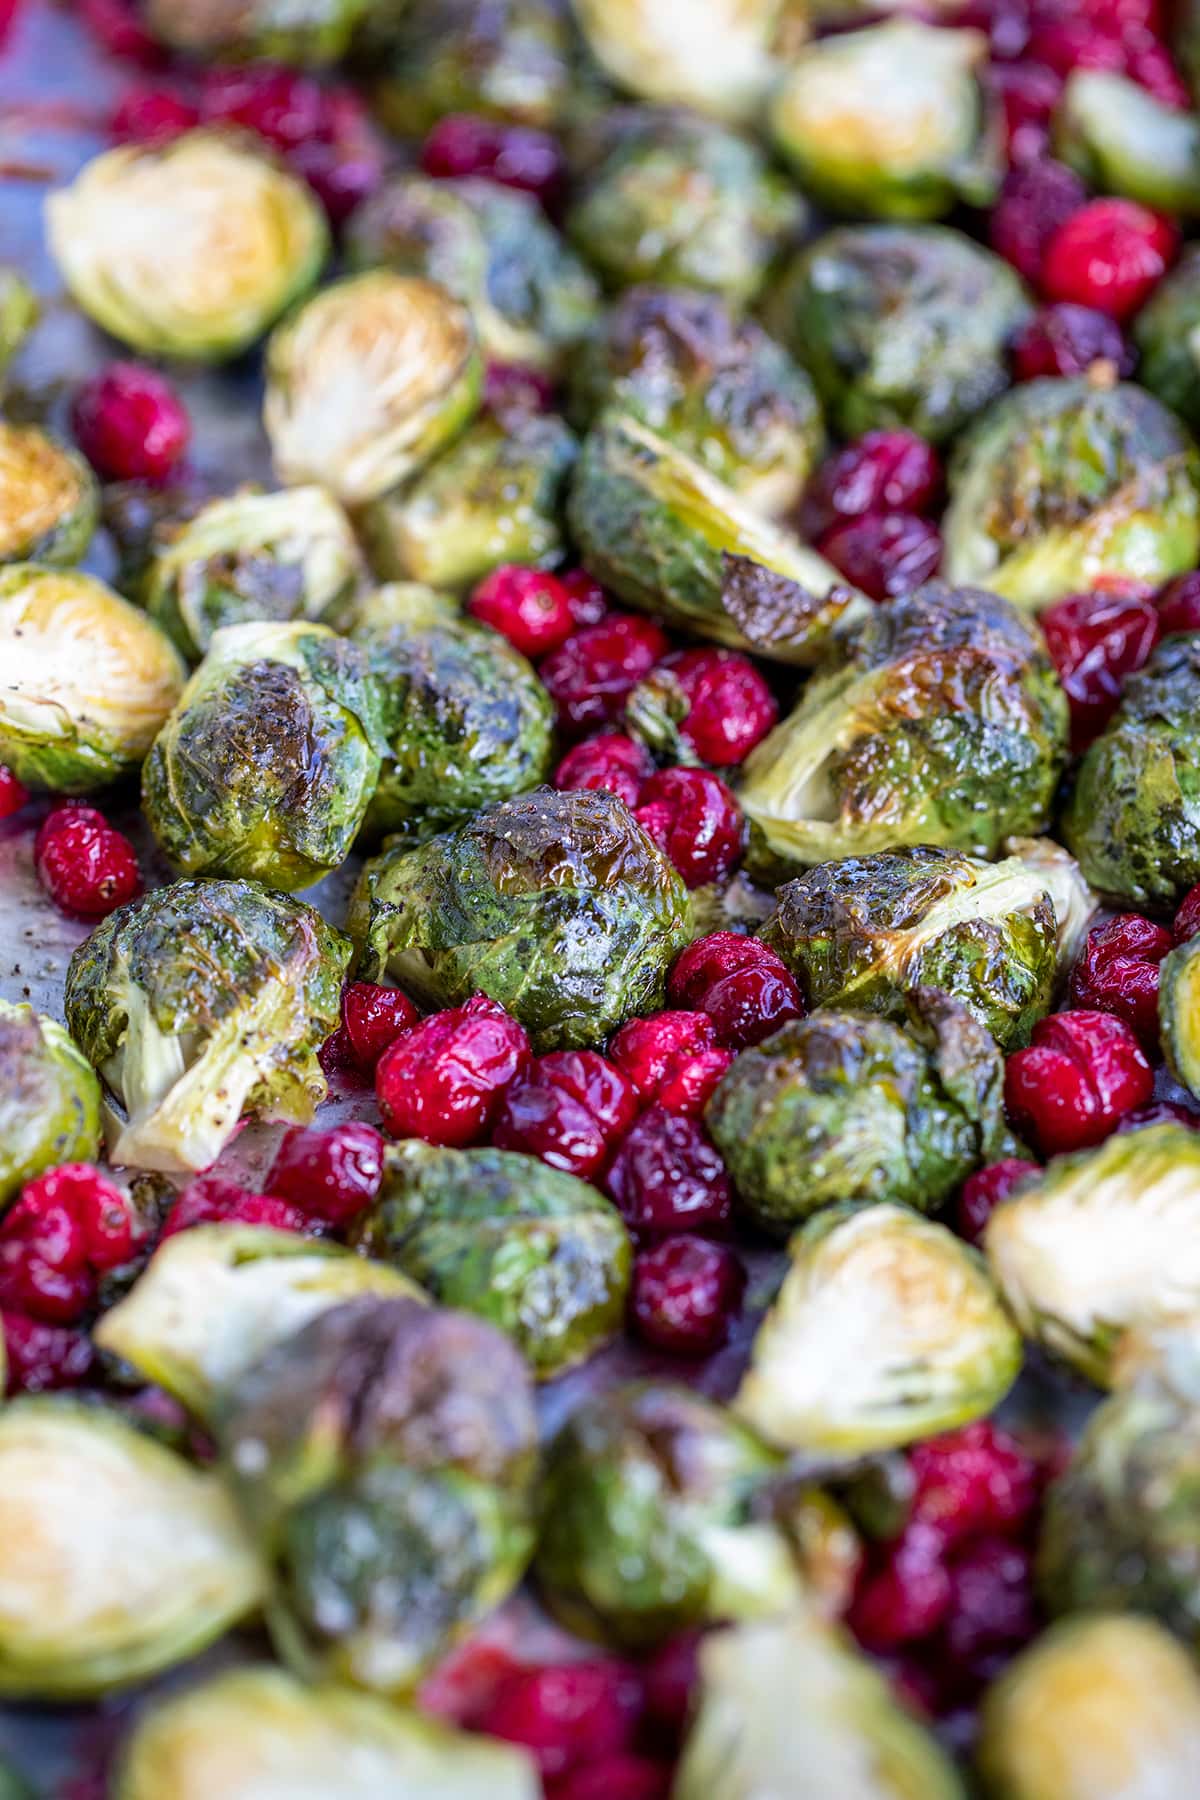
[[142, 0, 371, 62], [942, 375, 1200, 610], [572, 0, 799, 122], [1054, 69, 1200, 214], [735, 1202, 1021, 1455], [350, 788, 692, 1051], [360, 411, 577, 591], [1135, 244, 1200, 434], [769, 20, 1000, 220], [568, 412, 865, 659], [94, 1224, 424, 1422], [142, 620, 385, 891], [0, 423, 97, 568], [0, 566, 185, 793], [737, 583, 1068, 872], [64, 878, 350, 1174], [0, 1399, 262, 1698], [0, 1001, 102, 1209], [0, 267, 36, 397], [766, 224, 1030, 445], [263, 272, 481, 506], [977, 1615, 1200, 1800], [984, 1123, 1200, 1385], [46, 131, 328, 361], [372, 0, 574, 133], [1163, 932, 1200, 1099]]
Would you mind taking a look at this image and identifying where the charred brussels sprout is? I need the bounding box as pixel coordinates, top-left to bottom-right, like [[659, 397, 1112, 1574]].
[[1163, 932, 1200, 1099], [572, 0, 798, 122], [64, 878, 350, 1174], [942, 376, 1200, 609], [1134, 245, 1200, 433], [736, 583, 1068, 871], [767, 224, 1030, 445], [0, 268, 36, 397], [354, 1141, 629, 1377], [373, 0, 573, 132], [46, 132, 327, 361], [0, 1001, 101, 1208], [350, 788, 692, 1051], [0, 566, 185, 793], [218, 1296, 538, 1693], [0, 423, 97, 568], [142, 621, 385, 890], [263, 273, 481, 507], [1054, 69, 1200, 214], [142, 0, 371, 62], [706, 988, 1011, 1230]]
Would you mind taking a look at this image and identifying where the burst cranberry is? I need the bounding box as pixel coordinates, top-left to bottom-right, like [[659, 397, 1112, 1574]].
[[1004, 1009, 1154, 1156], [608, 1011, 733, 1116], [939, 1537, 1038, 1671], [492, 1050, 639, 1180], [554, 733, 655, 809], [341, 980, 420, 1073], [1069, 912, 1175, 1044], [641, 648, 778, 767], [987, 61, 1063, 164], [540, 614, 668, 735], [476, 1660, 644, 1781], [265, 1121, 385, 1229], [420, 114, 565, 206], [550, 1757, 673, 1800], [468, 565, 575, 657], [668, 932, 803, 1049], [643, 1632, 702, 1742], [78, 0, 164, 64], [1042, 198, 1178, 318], [817, 513, 942, 604], [160, 1175, 308, 1241], [72, 362, 191, 484], [629, 1234, 745, 1356], [604, 1107, 732, 1236], [375, 995, 530, 1147], [634, 768, 744, 889], [802, 431, 942, 540], [1010, 302, 1133, 380], [957, 1157, 1039, 1245], [1040, 587, 1160, 748], [2, 1313, 94, 1394], [34, 807, 140, 918], [1118, 1099, 1200, 1131], [909, 1423, 1041, 1547], [483, 361, 556, 422], [0, 766, 27, 820], [0, 1164, 143, 1324], [559, 569, 609, 627], [990, 158, 1087, 285], [849, 1523, 954, 1652], [1177, 880, 1200, 942], [1158, 571, 1200, 637], [110, 84, 199, 145]]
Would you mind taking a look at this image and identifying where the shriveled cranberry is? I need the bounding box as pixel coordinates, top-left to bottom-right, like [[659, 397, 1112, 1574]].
[[668, 932, 803, 1049], [604, 1107, 732, 1236], [642, 1631, 702, 1743], [491, 1050, 639, 1180], [265, 1121, 385, 1229], [420, 114, 565, 206], [160, 1175, 308, 1241], [0, 1164, 144, 1323], [375, 994, 530, 1147], [0, 766, 28, 820], [1118, 1099, 1200, 1132], [475, 1660, 644, 1781], [849, 1523, 954, 1652], [1010, 302, 1133, 380], [629, 1234, 745, 1356], [1004, 1009, 1154, 1156], [1040, 587, 1160, 749], [608, 1011, 733, 1116], [939, 1537, 1038, 1671], [468, 564, 575, 658], [78, 0, 164, 64], [635, 648, 778, 768], [956, 1157, 1039, 1245], [989, 158, 1087, 285], [554, 733, 655, 809], [34, 807, 140, 918], [1069, 912, 1175, 1044], [1158, 571, 1200, 637], [3, 1313, 94, 1394], [801, 431, 942, 540], [483, 361, 556, 423], [540, 614, 668, 735], [110, 84, 199, 145], [73, 362, 191, 485], [341, 980, 420, 1073], [549, 1757, 673, 1800], [558, 569, 609, 628], [817, 513, 942, 604], [909, 1422, 1041, 1547], [1177, 880, 1200, 942], [1042, 198, 1178, 318], [634, 768, 744, 889], [987, 61, 1063, 165]]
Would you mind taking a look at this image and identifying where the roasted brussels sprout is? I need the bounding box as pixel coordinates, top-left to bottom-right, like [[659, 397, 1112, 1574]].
[[263, 272, 481, 507], [1054, 69, 1200, 213], [0, 1002, 102, 1210], [706, 988, 1011, 1230], [372, 0, 574, 133], [218, 1296, 538, 1692], [0, 267, 36, 396], [350, 788, 692, 1051], [942, 375, 1200, 609], [0, 566, 185, 793], [142, 0, 370, 62], [142, 621, 385, 890], [736, 583, 1068, 871], [571, 0, 798, 122], [1134, 244, 1200, 433], [46, 132, 328, 361], [766, 224, 1030, 445], [1163, 932, 1200, 1099], [736, 1202, 1021, 1455], [0, 1399, 262, 1698], [64, 878, 350, 1174], [360, 411, 577, 591], [0, 423, 97, 568]]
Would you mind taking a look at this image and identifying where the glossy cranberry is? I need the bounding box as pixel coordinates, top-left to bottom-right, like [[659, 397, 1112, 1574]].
[[2, 1313, 94, 1394], [849, 1523, 954, 1652], [1177, 880, 1200, 942], [110, 84, 199, 145], [160, 1175, 308, 1241], [642, 1631, 702, 1742], [549, 1757, 673, 1800], [0, 766, 28, 820], [483, 361, 556, 423], [668, 932, 803, 1049], [78, 0, 164, 64], [33, 807, 140, 918], [1010, 302, 1133, 380], [604, 1107, 732, 1236], [987, 61, 1063, 165], [554, 733, 655, 809], [1069, 912, 1175, 1044], [540, 614, 668, 735], [341, 980, 420, 1073], [375, 994, 530, 1147], [0, 1164, 143, 1323], [608, 1011, 733, 1116], [1042, 198, 1178, 318], [285, 91, 385, 223], [801, 431, 942, 540], [265, 1121, 385, 1229], [940, 1537, 1038, 1669], [476, 1660, 644, 1780], [644, 648, 778, 767], [1117, 1099, 1200, 1132], [492, 1050, 639, 1180], [420, 114, 565, 206], [1004, 1009, 1154, 1156], [629, 1234, 745, 1356], [468, 564, 575, 657], [319, 1025, 356, 1076], [1040, 587, 1160, 749], [72, 362, 190, 485], [956, 1157, 1039, 1245], [558, 569, 609, 628], [634, 768, 744, 889], [909, 1423, 1041, 1547], [1158, 571, 1200, 637], [989, 158, 1088, 285], [817, 513, 942, 604]]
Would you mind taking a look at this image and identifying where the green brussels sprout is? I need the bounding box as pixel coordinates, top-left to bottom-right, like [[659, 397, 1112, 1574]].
[[0, 1398, 262, 1698], [142, 620, 385, 890], [984, 1123, 1200, 1386], [346, 174, 600, 374], [736, 1202, 1022, 1455], [372, 0, 574, 133], [1163, 932, 1200, 1099], [94, 1224, 424, 1422], [978, 1614, 1200, 1800], [0, 1001, 102, 1210], [1134, 244, 1200, 433], [0, 566, 186, 793], [571, 0, 800, 122], [766, 224, 1031, 445], [675, 1611, 967, 1800], [566, 108, 805, 306], [46, 131, 328, 361], [0, 267, 36, 397], [0, 422, 97, 568], [114, 1664, 540, 1800], [568, 413, 865, 658], [1054, 69, 1200, 213], [64, 878, 350, 1174], [1063, 633, 1200, 907], [360, 411, 577, 591], [263, 272, 482, 507], [139, 485, 365, 663], [769, 20, 1000, 220], [218, 1296, 538, 1693], [568, 284, 824, 517], [736, 583, 1068, 873], [350, 788, 692, 1051], [142, 0, 370, 62], [942, 374, 1200, 609], [706, 987, 1012, 1231], [352, 1140, 630, 1377]]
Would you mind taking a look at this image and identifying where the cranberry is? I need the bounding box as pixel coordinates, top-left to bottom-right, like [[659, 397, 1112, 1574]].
[[642, 1632, 702, 1743], [0, 766, 28, 820], [1158, 571, 1200, 637], [604, 1107, 732, 1236], [668, 932, 803, 1049], [1117, 1099, 1200, 1132], [1026, 15, 1128, 78], [629, 1234, 745, 1356], [265, 1121, 385, 1229], [559, 569, 609, 628], [634, 768, 744, 889], [160, 1175, 308, 1241], [1177, 880, 1200, 942], [540, 614, 668, 736], [956, 1157, 1039, 1245], [1004, 1009, 1154, 1156], [72, 362, 191, 485], [483, 362, 556, 422], [939, 1537, 1038, 1670], [987, 61, 1063, 165], [549, 1757, 673, 1800], [420, 114, 565, 207], [1040, 587, 1160, 749], [492, 1050, 639, 1181], [909, 1422, 1041, 1547], [375, 995, 530, 1147], [816, 513, 942, 604], [1126, 35, 1192, 108], [319, 1025, 356, 1076], [801, 431, 942, 540], [2, 1313, 94, 1394], [849, 1523, 954, 1652], [285, 91, 385, 224], [608, 1011, 733, 1116], [110, 83, 199, 145], [638, 648, 778, 767], [78, 0, 164, 64], [989, 158, 1088, 285], [199, 66, 384, 223], [1069, 912, 1175, 1044], [554, 733, 655, 809], [418, 1641, 523, 1727], [341, 980, 420, 1073], [33, 807, 140, 918], [1010, 302, 1133, 380], [468, 564, 575, 658], [0, 1164, 143, 1324], [1041, 198, 1178, 318], [475, 1660, 644, 1780]]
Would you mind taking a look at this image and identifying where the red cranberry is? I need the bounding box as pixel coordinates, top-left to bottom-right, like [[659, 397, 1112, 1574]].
[[2, 1313, 94, 1394], [72, 362, 191, 485], [1040, 587, 1160, 749], [1004, 1009, 1154, 1156], [1117, 1099, 1200, 1132], [1069, 912, 1175, 1044], [634, 768, 744, 889], [554, 733, 655, 809], [1125, 35, 1192, 108], [549, 1757, 673, 1800], [939, 1537, 1038, 1669], [468, 564, 575, 658], [375, 995, 530, 1148], [285, 91, 384, 224], [418, 1641, 523, 1727], [604, 1107, 732, 1236], [265, 1121, 385, 1229], [199, 66, 384, 223], [0, 766, 28, 820], [629, 1234, 745, 1356], [475, 1660, 644, 1781], [341, 980, 420, 1073], [33, 807, 140, 918], [491, 1050, 639, 1181], [909, 1422, 1041, 1547], [0, 1163, 143, 1323], [802, 431, 942, 540], [816, 513, 942, 604], [1158, 572, 1200, 637], [668, 932, 803, 1049], [849, 1523, 954, 1652], [642, 1631, 702, 1743], [608, 1011, 733, 1116], [160, 1175, 308, 1241], [642, 648, 778, 767], [1177, 880, 1200, 942], [319, 1025, 356, 1076], [420, 114, 565, 207], [1026, 15, 1128, 78], [990, 158, 1088, 285], [957, 1157, 1039, 1245], [559, 569, 609, 628], [78, 0, 164, 64], [483, 361, 557, 423], [987, 61, 1063, 165], [1041, 198, 1178, 318], [540, 614, 668, 736], [1010, 302, 1133, 380], [110, 84, 199, 145]]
